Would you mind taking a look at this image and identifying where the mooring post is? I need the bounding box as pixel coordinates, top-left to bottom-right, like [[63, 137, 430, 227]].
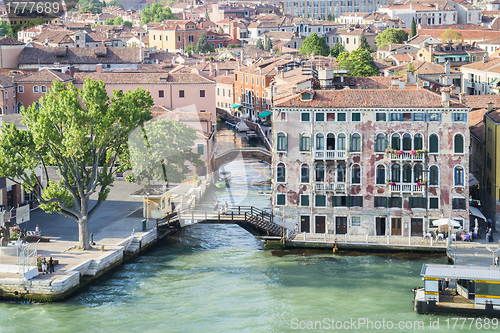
[[245, 212, 247, 221], [251, 206, 253, 216], [231, 211, 234, 220], [238, 206, 240, 215], [205, 210, 207, 221]]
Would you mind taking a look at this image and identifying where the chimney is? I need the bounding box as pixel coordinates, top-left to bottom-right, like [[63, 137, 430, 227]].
[[488, 102, 494, 112], [441, 86, 451, 107], [281, 70, 284, 79], [96, 63, 103, 73], [259, 67, 262, 75], [459, 92, 465, 104], [445, 61, 450, 74]]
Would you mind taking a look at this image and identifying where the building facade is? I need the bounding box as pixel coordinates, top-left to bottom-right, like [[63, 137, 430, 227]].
[[282, 0, 389, 20], [272, 88, 470, 236]]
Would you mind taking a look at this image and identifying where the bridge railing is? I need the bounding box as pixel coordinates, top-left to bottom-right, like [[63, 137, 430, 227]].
[[175, 204, 276, 226]]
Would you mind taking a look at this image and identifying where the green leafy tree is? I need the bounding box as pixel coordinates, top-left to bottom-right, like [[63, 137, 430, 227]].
[[337, 49, 379, 77], [410, 17, 417, 38], [141, 3, 176, 25], [79, 4, 102, 13], [113, 16, 124, 25], [299, 33, 330, 56], [358, 34, 373, 53], [185, 45, 194, 54], [108, 0, 123, 7], [0, 21, 14, 38], [104, 18, 114, 25], [265, 37, 273, 51], [127, 118, 203, 185], [0, 80, 153, 250], [123, 21, 133, 27], [375, 28, 409, 49], [205, 9, 210, 21], [327, 13, 335, 21], [331, 42, 345, 57], [440, 28, 463, 43], [256, 38, 264, 50], [195, 32, 211, 53]]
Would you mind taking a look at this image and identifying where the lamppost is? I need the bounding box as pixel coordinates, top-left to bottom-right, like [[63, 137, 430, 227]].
[[145, 191, 150, 230]]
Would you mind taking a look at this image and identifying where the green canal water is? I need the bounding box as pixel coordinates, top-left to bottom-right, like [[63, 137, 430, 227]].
[[0, 160, 488, 333]]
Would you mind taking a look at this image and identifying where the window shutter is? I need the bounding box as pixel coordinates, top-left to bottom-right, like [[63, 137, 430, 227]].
[[332, 196, 336, 207], [360, 134, 363, 152], [308, 137, 311, 151], [411, 113, 415, 121], [423, 199, 427, 209], [385, 197, 389, 208], [359, 196, 363, 207], [284, 133, 288, 151], [398, 197, 402, 208], [384, 134, 388, 150], [349, 134, 353, 152], [299, 133, 302, 151], [346, 196, 352, 207], [408, 197, 413, 208], [400, 113, 404, 121]]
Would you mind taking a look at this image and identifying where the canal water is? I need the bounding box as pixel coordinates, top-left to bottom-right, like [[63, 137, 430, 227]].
[[0, 148, 479, 332]]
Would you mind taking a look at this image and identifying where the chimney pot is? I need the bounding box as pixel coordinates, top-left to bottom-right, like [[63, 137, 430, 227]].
[[488, 102, 494, 112]]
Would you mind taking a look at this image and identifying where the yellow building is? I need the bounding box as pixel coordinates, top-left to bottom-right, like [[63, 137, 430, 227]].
[[484, 110, 500, 201], [1, 15, 60, 26]]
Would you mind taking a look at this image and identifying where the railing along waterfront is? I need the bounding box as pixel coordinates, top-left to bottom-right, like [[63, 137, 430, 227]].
[[293, 233, 447, 248]]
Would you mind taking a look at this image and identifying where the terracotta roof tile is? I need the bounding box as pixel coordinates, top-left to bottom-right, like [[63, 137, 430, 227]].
[[275, 89, 467, 108], [73, 72, 213, 84], [462, 95, 500, 109], [0, 37, 24, 45], [14, 69, 73, 83]]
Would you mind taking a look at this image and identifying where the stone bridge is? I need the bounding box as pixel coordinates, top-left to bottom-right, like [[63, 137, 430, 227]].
[[214, 147, 271, 170]]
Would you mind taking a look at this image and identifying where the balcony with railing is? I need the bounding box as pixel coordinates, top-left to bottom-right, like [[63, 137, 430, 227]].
[[389, 183, 425, 193], [314, 150, 347, 160], [387, 151, 425, 161], [314, 182, 347, 192]]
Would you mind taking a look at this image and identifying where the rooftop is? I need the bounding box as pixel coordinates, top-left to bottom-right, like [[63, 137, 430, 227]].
[[275, 89, 467, 108]]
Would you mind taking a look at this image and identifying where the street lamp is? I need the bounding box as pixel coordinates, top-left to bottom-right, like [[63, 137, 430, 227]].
[[145, 191, 150, 230]]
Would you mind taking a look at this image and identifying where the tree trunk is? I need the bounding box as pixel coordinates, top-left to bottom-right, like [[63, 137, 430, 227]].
[[78, 217, 91, 250]]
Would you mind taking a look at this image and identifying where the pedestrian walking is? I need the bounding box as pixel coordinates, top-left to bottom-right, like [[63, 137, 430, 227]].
[[488, 219, 493, 230], [495, 256, 499, 267], [214, 201, 219, 212], [48, 257, 55, 273], [41, 258, 47, 275], [224, 201, 228, 214]]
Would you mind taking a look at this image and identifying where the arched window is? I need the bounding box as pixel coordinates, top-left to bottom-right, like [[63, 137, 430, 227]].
[[414, 164, 423, 183], [430, 166, 438, 185], [391, 133, 401, 150], [316, 133, 324, 150], [402, 133, 412, 151], [374, 133, 386, 152], [376, 165, 385, 184], [300, 133, 311, 151], [33, 86, 39, 93], [0, 107, 2, 114], [351, 133, 361, 152], [429, 134, 439, 153], [351, 164, 361, 184], [301, 164, 310, 183], [277, 163, 286, 183], [391, 164, 400, 183], [315, 163, 325, 182], [337, 133, 346, 150], [454, 166, 464, 186], [17, 102, 22, 113], [326, 133, 335, 150], [454, 134, 464, 154], [414, 134, 423, 150], [4, 106, 7, 114], [41, 85, 47, 93], [402, 163, 412, 183], [277, 132, 287, 151], [337, 162, 346, 182]]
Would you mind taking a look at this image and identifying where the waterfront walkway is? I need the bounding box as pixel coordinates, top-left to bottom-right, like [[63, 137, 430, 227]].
[[447, 231, 500, 266]]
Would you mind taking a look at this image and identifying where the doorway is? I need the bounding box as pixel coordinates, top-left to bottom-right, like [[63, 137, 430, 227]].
[[336, 216, 347, 234], [411, 218, 423, 236], [300, 215, 310, 233], [315, 216, 326, 233], [391, 218, 402, 235], [376, 217, 386, 236]]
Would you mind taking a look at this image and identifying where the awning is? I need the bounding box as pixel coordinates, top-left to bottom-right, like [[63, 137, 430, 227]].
[[258, 111, 272, 118], [490, 78, 500, 86], [229, 103, 242, 108], [469, 173, 479, 187], [470, 206, 487, 221]]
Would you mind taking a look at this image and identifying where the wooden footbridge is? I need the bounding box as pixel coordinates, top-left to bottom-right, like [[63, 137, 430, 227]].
[[157, 205, 288, 239]]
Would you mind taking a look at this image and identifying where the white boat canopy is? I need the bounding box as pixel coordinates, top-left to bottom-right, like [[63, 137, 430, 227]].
[[422, 264, 500, 280]]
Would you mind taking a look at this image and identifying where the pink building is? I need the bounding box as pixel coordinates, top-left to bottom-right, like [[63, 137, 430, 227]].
[[73, 71, 216, 122]]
